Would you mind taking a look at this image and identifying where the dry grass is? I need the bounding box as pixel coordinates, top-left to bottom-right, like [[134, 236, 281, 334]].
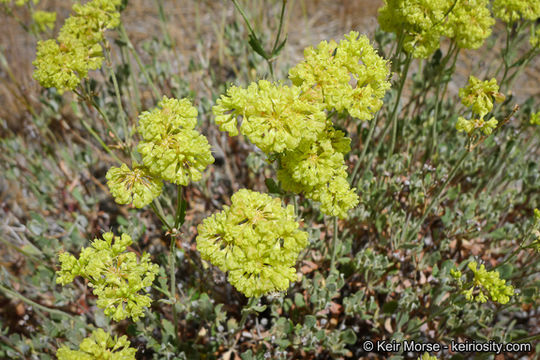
[[1, 0, 538, 131]]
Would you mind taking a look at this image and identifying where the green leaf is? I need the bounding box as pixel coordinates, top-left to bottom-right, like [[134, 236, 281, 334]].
[[294, 292, 305, 307], [340, 329, 357, 344], [382, 300, 398, 314], [248, 34, 268, 59], [304, 315, 317, 328], [161, 319, 175, 340], [271, 36, 288, 57], [265, 178, 283, 194], [496, 263, 513, 280]]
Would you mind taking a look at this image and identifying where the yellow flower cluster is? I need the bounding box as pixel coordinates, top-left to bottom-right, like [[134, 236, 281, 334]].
[[137, 97, 214, 186], [56, 232, 159, 321], [492, 0, 540, 23], [56, 328, 136, 360], [532, 112, 540, 125], [443, 0, 495, 50], [378, 0, 495, 58], [289, 31, 391, 121], [277, 127, 359, 218], [462, 262, 515, 304], [33, 0, 122, 93], [214, 80, 327, 153], [214, 32, 387, 218], [456, 76, 504, 136], [32, 10, 56, 33], [196, 189, 308, 297], [106, 97, 214, 208], [106, 163, 163, 209], [418, 353, 438, 360]]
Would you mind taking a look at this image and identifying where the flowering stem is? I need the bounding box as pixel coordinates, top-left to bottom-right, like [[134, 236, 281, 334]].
[[494, 245, 523, 270], [150, 201, 172, 231], [429, 42, 459, 157], [169, 235, 179, 346], [230, 0, 288, 79], [272, 0, 287, 54], [0, 284, 90, 327], [408, 149, 469, 242], [330, 216, 339, 272], [350, 112, 379, 184], [118, 23, 161, 100], [387, 53, 412, 159], [103, 45, 130, 150], [174, 186, 187, 229], [230, 297, 259, 349], [79, 117, 123, 164]]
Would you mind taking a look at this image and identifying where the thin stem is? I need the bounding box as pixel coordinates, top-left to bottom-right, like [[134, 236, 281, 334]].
[[330, 217, 339, 272], [79, 118, 123, 164], [0, 284, 88, 325], [495, 245, 523, 270], [429, 43, 459, 157], [407, 149, 470, 242], [271, 0, 287, 53], [74, 87, 124, 150], [118, 23, 161, 100], [515, 332, 540, 344], [350, 113, 379, 184], [174, 186, 187, 229], [0, 235, 42, 263], [230, 297, 259, 349], [150, 201, 173, 231], [230, 0, 257, 37], [388, 53, 412, 159], [103, 44, 131, 150], [169, 235, 179, 346]]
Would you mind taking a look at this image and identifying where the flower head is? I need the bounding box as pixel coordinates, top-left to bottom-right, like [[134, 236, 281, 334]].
[[530, 112, 540, 125], [196, 189, 308, 297], [378, 0, 451, 58], [137, 97, 214, 185], [459, 76, 505, 118], [32, 10, 56, 33], [456, 116, 498, 135], [56, 232, 159, 321], [33, 38, 103, 93], [56, 328, 137, 360], [277, 127, 359, 218], [106, 163, 163, 208], [444, 0, 495, 49], [213, 80, 327, 153], [493, 0, 540, 23], [462, 261, 515, 304], [289, 31, 390, 120], [33, 0, 122, 93]]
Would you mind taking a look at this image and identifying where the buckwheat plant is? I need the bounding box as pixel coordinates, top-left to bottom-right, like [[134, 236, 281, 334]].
[[33, 0, 122, 93], [214, 31, 390, 219], [378, 0, 494, 59], [3, 0, 535, 358], [456, 76, 505, 136], [452, 262, 515, 304], [56, 232, 159, 321], [56, 328, 136, 360], [137, 96, 215, 185], [196, 189, 308, 297]]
